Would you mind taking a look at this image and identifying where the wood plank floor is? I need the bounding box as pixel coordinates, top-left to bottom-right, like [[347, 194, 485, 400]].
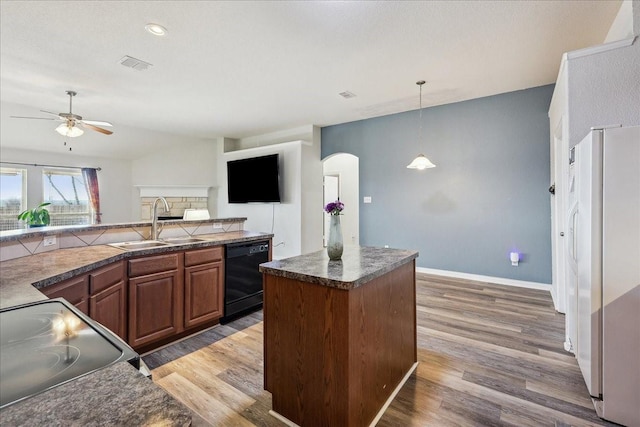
[[143, 273, 617, 426]]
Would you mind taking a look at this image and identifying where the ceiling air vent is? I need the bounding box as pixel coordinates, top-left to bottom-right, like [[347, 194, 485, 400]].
[[339, 91, 356, 99], [119, 55, 153, 71]]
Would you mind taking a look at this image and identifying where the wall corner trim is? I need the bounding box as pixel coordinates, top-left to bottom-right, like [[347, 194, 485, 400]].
[[566, 36, 636, 60]]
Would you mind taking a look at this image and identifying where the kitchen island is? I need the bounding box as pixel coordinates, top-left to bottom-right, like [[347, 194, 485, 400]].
[[260, 246, 419, 427]]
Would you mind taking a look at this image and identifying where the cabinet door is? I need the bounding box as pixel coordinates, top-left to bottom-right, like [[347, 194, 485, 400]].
[[128, 270, 183, 349], [184, 261, 224, 328], [90, 281, 127, 341], [41, 275, 89, 315], [89, 261, 127, 340]]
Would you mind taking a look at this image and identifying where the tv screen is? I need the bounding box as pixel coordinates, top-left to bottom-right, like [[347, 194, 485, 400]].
[[227, 154, 281, 203]]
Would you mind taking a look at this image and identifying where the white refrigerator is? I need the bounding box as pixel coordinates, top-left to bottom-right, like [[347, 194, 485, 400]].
[[566, 125, 640, 426]]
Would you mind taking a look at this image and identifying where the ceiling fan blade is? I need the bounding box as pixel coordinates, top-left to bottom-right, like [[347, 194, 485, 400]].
[[81, 122, 113, 135], [81, 119, 113, 127], [10, 115, 57, 120], [40, 110, 63, 118]]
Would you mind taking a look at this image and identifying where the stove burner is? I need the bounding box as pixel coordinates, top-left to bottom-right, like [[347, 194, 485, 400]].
[[0, 300, 133, 408]]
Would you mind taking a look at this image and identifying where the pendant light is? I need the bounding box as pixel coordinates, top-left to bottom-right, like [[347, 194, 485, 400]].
[[407, 80, 436, 170]]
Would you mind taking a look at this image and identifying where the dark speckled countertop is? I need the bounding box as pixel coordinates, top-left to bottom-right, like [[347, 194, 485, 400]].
[[0, 230, 272, 309], [0, 362, 192, 426], [259, 245, 418, 290]]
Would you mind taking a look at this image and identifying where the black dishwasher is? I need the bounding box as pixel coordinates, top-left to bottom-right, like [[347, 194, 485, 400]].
[[222, 240, 270, 323]]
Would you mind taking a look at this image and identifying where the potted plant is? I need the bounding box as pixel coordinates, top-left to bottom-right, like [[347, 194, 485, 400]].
[[17, 202, 51, 227]]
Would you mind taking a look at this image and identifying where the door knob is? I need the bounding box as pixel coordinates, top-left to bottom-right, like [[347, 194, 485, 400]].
[[560, 232, 565, 236]]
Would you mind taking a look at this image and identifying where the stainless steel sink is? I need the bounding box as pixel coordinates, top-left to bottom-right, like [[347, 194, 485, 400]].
[[110, 240, 170, 250], [162, 237, 207, 244]]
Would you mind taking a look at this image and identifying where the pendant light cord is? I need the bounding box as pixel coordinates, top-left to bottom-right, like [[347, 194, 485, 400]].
[[417, 80, 425, 152]]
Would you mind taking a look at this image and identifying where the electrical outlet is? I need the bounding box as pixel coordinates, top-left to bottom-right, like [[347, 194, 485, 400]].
[[43, 236, 56, 247], [213, 222, 223, 229], [364, 196, 372, 204]]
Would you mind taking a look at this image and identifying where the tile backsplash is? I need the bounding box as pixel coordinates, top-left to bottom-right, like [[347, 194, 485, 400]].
[[140, 197, 208, 220]]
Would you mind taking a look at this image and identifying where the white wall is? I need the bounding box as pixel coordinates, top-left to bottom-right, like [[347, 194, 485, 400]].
[[605, 0, 635, 42], [216, 141, 303, 259], [0, 147, 132, 223], [300, 126, 324, 254], [635, 0, 640, 35], [131, 139, 219, 219], [568, 40, 640, 148], [216, 126, 324, 260]]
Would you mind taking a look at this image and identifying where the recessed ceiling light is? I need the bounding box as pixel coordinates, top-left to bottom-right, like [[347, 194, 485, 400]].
[[145, 23, 167, 36]]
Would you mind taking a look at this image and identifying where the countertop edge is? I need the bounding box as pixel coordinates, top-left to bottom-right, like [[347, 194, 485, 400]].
[[1, 231, 273, 309], [260, 247, 418, 290]]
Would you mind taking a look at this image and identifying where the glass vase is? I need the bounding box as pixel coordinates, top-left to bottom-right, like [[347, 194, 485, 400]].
[[327, 214, 343, 260]]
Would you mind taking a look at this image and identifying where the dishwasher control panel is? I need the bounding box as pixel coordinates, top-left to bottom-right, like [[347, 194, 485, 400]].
[[250, 243, 269, 254]]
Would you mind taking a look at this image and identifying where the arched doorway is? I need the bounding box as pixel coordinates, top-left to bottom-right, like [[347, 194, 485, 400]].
[[322, 153, 359, 247]]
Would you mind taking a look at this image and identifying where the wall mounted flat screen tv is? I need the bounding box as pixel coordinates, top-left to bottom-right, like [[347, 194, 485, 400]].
[[227, 154, 281, 203]]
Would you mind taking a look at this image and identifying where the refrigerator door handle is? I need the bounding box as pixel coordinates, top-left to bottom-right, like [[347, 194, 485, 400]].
[[567, 202, 579, 270]]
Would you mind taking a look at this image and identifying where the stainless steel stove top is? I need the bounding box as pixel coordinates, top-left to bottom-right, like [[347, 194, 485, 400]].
[[0, 299, 138, 409]]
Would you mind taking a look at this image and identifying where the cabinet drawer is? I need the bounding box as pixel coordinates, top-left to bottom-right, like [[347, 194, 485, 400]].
[[185, 246, 223, 267], [90, 261, 125, 294], [41, 275, 89, 314], [129, 253, 180, 277]]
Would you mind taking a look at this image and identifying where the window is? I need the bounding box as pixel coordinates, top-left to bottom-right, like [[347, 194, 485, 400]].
[[43, 168, 92, 226], [0, 167, 27, 231]]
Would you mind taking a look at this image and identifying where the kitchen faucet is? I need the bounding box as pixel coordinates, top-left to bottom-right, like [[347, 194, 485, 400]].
[[151, 197, 170, 240]]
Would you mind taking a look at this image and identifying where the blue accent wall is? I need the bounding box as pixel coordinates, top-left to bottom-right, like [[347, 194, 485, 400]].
[[321, 85, 554, 284]]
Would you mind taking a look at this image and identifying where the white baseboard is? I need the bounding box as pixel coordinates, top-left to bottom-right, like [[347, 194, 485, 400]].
[[416, 267, 552, 292], [369, 362, 418, 427]]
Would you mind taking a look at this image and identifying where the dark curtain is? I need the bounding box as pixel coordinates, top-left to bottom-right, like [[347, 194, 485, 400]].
[[81, 168, 101, 224]]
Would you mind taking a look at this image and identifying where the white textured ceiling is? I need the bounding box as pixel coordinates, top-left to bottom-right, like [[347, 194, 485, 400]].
[[0, 0, 621, 159]]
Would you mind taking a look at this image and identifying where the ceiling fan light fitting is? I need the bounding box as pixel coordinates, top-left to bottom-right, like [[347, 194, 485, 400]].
[[56, 122, 84, 137]]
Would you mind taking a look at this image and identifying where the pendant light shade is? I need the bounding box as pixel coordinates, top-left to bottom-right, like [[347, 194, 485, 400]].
[[407, 80, 436, 170], [407, 154, 435, 170], [56, 122, 84, 137]]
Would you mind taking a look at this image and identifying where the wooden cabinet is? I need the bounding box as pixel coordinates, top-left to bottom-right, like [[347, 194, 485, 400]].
[[184, 247, 224, 328], [89, 261, 127, 341], [128, 253, 183, 349], [41, 274, 90, 315], [42, 261, 127, 341], [40, 243, 228, 351]]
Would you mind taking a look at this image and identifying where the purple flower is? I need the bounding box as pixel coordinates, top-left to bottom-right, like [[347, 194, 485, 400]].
[[324, 200, 344, 215]]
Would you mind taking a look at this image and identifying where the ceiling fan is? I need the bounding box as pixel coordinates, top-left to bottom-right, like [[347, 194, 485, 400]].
[[10, 90, 113, 137]]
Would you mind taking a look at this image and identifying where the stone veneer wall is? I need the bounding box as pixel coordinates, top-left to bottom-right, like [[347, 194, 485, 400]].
[[140, 197, 208, 220]]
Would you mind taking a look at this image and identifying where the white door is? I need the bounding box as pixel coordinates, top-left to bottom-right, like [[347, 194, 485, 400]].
[[551, 119, 568, 315], [323, 175, 339, 247], [565, 155, 578, 354], [575, 130, 602, 398]]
